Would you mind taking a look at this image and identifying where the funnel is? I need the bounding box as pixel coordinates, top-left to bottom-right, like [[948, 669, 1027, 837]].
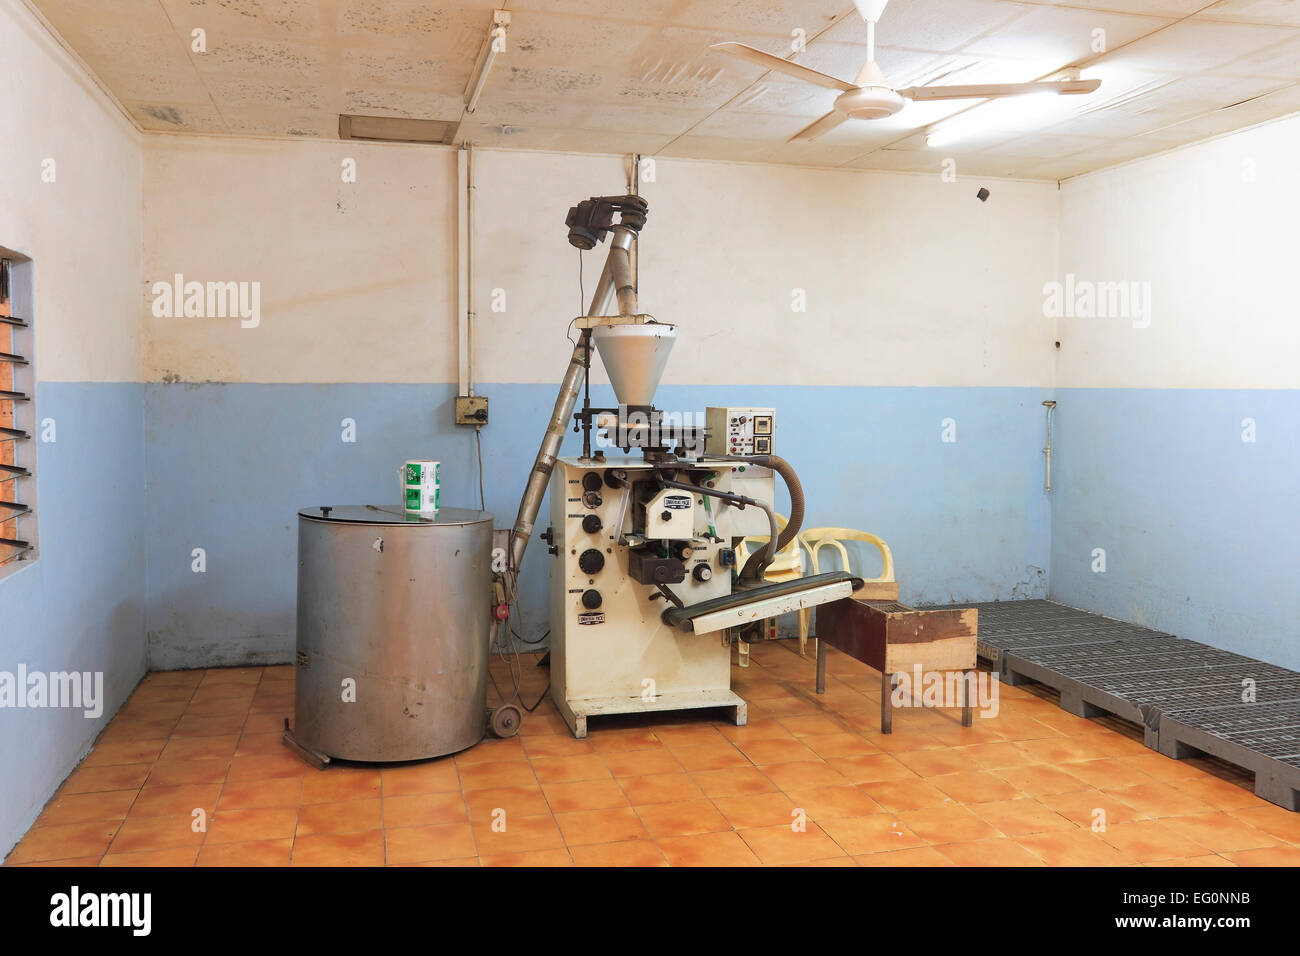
[[592, 324, 676, 407]]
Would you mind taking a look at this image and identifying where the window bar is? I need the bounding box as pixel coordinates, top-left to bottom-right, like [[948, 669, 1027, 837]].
[[0, 390, 28, 401], [0, 315, 27, 328], [0, 463, 29, 476], [0, 351, 28, 365]]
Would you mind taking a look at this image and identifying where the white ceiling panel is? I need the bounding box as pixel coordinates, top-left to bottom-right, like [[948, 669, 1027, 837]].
[[1101, 18, 1293, 73], [1200, 0, 1300, 26], [25, 0, 1300, 181], [1212, 32, 1300, 77], [963, 7, 1174, 64], [821, 0, 1026, 53]]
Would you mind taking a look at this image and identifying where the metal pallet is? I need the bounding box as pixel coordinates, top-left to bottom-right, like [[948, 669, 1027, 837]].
[[924, 599, 1300, 811], [1158, 702, 1300, 810]]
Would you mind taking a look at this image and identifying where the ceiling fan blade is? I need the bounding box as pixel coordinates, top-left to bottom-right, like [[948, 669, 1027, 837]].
[[710, 42, 855, 92], [790, 110, 850, 142], [898, 78, 1102, 101]]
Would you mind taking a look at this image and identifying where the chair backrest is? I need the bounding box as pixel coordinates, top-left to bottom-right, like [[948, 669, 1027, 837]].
[[799, 526, 895, 583], [736, 514, 803, 572]]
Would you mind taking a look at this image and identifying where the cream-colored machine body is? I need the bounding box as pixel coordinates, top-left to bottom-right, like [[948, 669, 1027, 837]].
[[548, 457, 766, 737]]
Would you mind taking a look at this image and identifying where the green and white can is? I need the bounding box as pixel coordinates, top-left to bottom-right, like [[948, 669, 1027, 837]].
[[402, 459, 441, 514]]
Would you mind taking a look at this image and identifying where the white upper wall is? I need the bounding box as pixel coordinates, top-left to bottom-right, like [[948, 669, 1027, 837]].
[[1058, 112, 1300, 390], [143, 136, 1060, 388], [0, 1, 142, 383]]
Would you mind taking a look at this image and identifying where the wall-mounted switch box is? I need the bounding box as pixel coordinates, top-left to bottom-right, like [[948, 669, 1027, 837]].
[[455, 395, 489, 426]]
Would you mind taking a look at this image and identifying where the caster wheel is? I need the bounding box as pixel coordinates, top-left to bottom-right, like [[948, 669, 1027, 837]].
[[490, 703, 523, 738]]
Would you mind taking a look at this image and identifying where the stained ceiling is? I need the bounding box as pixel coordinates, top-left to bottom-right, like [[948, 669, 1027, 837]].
[[27, 0, 1300, 180]]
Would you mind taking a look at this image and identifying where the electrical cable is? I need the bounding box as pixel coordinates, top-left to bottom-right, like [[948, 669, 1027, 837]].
[[567, 248, 585, 347], [475, 426, 485, 511]]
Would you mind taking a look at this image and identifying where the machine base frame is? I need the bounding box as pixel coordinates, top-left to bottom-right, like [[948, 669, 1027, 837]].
[[555, 689, 747, 739]]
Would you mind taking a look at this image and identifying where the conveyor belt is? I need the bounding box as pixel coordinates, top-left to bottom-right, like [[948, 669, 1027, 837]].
[[662, 571, 862, 632], [921, 599, 1300, 812]]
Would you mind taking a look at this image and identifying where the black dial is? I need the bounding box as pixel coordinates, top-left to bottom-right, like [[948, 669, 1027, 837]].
[[582, 514, 603, 534], [581, 589, 602, 609], [582, 472, 603, 492], [693, 564, 712, 582], [578, 548, 605, 574]]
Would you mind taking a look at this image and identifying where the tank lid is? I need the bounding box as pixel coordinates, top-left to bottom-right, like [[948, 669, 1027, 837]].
[[298, 505, 493, 526]]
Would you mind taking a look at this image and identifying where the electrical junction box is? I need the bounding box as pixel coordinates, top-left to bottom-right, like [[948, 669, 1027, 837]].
[[705, 406, 774, 457], [455, 395, 489, 426], [703, 406, 776, 537]]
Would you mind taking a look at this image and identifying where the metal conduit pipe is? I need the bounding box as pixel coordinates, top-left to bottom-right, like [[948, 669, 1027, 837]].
[[507, 225, 637, 572]]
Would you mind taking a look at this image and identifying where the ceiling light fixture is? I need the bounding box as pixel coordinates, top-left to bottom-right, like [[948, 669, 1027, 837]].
[[465, 10, 511, 114], [924, 68, 1093, 148]]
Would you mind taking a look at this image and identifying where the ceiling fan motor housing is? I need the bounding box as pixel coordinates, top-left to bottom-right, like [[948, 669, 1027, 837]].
[[835, 86, 905, 120]]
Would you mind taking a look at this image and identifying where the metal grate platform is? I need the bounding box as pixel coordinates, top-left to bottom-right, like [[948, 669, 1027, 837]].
[[926, 599, 1300, 812]]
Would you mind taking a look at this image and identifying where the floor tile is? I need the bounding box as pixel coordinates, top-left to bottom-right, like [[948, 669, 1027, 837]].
[[967, 798, 1075, 836], [935, 838, 1047, 866], [385, 823, 477, 864], [1016, 830, 1136, 866], [634, 799, 731, 839], [7, 822, 121, 864], [292, 830, 385, 866], [1095, 820, 1214, 863], [818, 814, 926, 854], [295, 799, 382, 837], [899, 805, 1001, 843], [855, 846, 954, 866], [738, 823, 845, 865], [555, 807, 648, 846], [382, 792, 468, 828], [471, 813, 565, 855], [37, 790, 137, 827], [657, 831, 760, 866], [542, 778, 630, 813], [618, 772, 703, 806], [570, 839, 666, 866], [1157, 812, 1281, 853], [197, 838, 293, 866], [783, 785, 881, 820], [859, 777, 952, 812], [208, 805, 300, 843], [600, 749, 681, 777], [689, 767, 775, 798], [1222, 845, 1300, 866]]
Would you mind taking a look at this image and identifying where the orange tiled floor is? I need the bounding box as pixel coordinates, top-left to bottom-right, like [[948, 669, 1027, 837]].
[[7, 641, 1300, 867]]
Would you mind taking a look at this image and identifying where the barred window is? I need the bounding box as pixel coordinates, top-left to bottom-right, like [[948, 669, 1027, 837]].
[[0, 253, 35, 572]]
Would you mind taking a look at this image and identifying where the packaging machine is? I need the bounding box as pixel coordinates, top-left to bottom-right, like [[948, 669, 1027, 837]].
[[505, 195, 864, 737]]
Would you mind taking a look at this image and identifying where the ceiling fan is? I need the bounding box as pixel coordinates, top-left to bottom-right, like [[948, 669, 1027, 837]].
[[711, 0, 1101, 141]]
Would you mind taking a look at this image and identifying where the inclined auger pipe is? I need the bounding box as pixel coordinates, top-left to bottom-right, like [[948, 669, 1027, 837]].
[[508, 224, 638, 573]]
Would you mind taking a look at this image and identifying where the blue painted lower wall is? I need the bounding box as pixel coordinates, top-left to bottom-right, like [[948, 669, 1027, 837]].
[[1049, 388, 1300, 671], [6, 379, 1296, 859], [0, 382, 147, 859], [142, 382, 1053, 668]]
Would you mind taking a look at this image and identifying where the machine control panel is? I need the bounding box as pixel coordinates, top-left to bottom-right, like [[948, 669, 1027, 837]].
[[705, 406, 775, 457]]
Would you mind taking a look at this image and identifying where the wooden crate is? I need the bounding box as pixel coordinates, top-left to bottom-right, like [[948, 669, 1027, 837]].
[[815, 597, 978, 732]]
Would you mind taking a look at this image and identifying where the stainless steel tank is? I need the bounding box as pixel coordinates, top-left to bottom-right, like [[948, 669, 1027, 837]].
[[291, 505, 493, 762]]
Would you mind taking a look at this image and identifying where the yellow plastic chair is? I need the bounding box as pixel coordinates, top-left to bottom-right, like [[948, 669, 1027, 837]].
[[735, 515, 812, 660], [800, 527, 897, 656]]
